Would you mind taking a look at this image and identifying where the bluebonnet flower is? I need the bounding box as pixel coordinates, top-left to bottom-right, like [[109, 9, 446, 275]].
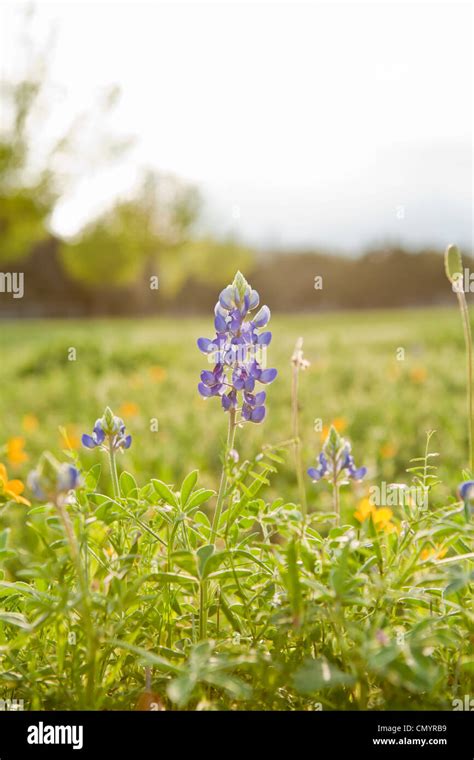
[[82, 407, 132, 452], [197, 272, 277, 423], [457, 481, 473, 521], [28, 452, 83, 502], [458, 481, 474, 501], [308, 425, 367, 485]]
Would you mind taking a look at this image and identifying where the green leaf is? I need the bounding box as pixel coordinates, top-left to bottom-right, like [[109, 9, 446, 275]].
[[197, 544, 215, 578], [185, 489, 215, 511], [107, 638, 182, 673], [0, 528, 10, 550], [180, 470, 198, 507], [207, 568, 253, 580], [119, 470, 138, 497], [194, 510, 211, 530], [0, 612, 31, 630], [0, 549, 16, 561], [219, 593, 242, 633], [283, 539, 303, 624], [153, 571, 198, 586], [232, 270, 249, 300], [94, 499, 121, 523], [85, 463, 101, 491], [294, 659, 355, 693], [152, 479, 179, 508], [204, 672, 252, 700], [167, 675, 195, 707]]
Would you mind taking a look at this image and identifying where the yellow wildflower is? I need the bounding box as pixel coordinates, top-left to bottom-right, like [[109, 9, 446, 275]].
[[60, 425, 80, 450], [354, 497, 375, 523], [380, 443, 397, 459], [354, 500, 397, 533], [410, 367, 427, 384], [421, 545, 448, 561], [7, 436, 28, 466], [372, 507, 395, 531], [119, 402, 140, 418], [0, 463, 30, 506], [321, 417, 347, 441], [22, 414, 39, 433], [149, 365, 167, 382]]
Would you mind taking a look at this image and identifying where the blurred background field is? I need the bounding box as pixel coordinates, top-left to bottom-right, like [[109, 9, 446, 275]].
[[0, 3, 472, 318], [0, 2, 472, 510], [0, 307, 469, 516]]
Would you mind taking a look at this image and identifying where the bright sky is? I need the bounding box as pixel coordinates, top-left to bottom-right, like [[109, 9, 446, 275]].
[[1, 0, 473, 251]]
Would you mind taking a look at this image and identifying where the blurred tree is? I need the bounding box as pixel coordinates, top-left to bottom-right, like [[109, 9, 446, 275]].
[[162, 236, 255, 297], [0, 7, 132, 263], [61, 171, 202, 287], [0, 72, 56, 261]]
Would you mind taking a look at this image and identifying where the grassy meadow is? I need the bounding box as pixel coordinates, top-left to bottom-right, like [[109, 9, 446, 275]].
[[0, 306, 472, 711], [0, 307, 470, 501]]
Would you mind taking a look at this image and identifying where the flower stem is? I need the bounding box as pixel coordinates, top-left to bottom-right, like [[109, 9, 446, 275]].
[[210, 409, 236, 544], [456, 290, 474, 472], [199, 581, 208, 640], [55, 499, 97, 707], [203, 410, 236, 641], [333, 477, 340, 525], [291, 360, 308, 520], [108, 444, 121, 500]]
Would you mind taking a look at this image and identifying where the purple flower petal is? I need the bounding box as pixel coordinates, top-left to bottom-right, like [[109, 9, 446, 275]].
[[214, 312, 227, 332], [259, 368, 277, 384], [257, 331, 272, 345], [248, 289, 259, 310], [253, 305, 270, 328], [250, 406, 266, 423], [198, 382, 214, 397], [197, 337, 215, 353], [459, 480, 474, 500], [244, 377, 255, 392], [350, 466, 367, 481], [248, 361, 261, 379], [219, 286, 234, 309], [307, 467, 323, 481], [201, 370, 217, 386], [241, 404, 251, 420], [93, 423, 105, 444], [82, 434, 97, 449]]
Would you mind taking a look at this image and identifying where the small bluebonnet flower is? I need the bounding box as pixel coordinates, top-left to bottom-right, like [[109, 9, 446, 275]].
[[197, 272, 277, 423], [457, 480, 473, 521], [82, 407, 132, 452], [28, 452, 83, 501], [457, 481, 474, 501], [308, 425, 367, 485]]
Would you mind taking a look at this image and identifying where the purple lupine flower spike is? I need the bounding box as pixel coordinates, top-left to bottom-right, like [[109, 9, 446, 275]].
[[308, 426, 367, 485], [197, 272, 277, 424], [82, 407, 132, 453]]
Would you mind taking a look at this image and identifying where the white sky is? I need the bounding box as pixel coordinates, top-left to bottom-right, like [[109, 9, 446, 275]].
[[1, 0, 473, 251]]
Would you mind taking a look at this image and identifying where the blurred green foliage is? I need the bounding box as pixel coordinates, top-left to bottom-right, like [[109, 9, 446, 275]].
[[0, 77, 55, 261]]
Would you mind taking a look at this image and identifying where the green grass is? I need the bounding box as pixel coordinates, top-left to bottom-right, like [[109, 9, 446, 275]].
[[0, 307, 472, 711], [0, 307, 469, 503]]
